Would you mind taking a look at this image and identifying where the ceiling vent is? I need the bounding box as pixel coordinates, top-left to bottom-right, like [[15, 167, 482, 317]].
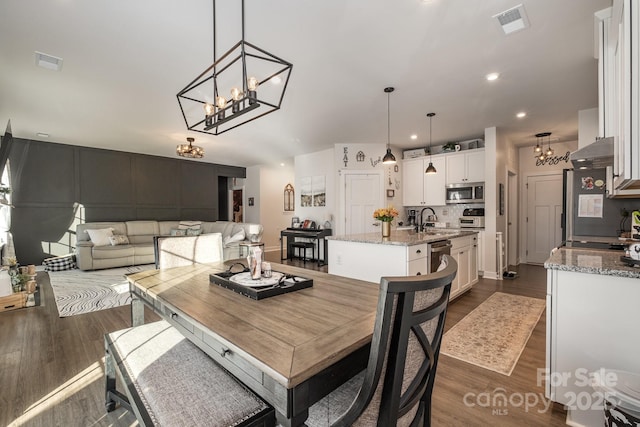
[[493, 4, 530, 35], [35, 51, 63, 71]]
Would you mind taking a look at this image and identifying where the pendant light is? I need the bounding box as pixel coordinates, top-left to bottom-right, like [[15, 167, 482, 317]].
[[425, 113, 437, 174], [382, 87, 396, 164], [533, 133, 543, 155], [544, 132, 554, 157]]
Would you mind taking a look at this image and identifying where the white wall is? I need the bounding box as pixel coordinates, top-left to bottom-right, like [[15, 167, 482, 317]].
[[294, 148, 336, 228], [245, 163, 295, 252]]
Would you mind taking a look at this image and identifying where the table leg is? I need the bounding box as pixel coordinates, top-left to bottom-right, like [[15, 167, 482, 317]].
[[281, 235, 286, 261], [276, 410, 309, 427], [131, 296, 144, 327]]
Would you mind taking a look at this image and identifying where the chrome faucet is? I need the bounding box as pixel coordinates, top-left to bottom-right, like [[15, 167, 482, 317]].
[[419, 207, 436, 232]]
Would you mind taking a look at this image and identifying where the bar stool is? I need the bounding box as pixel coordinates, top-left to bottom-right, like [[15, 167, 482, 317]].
[[290, 241, 315, 263]]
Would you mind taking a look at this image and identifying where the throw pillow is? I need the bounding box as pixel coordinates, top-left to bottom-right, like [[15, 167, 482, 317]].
[[109, 235, 130, 246], [223, 229, 245, 246], [178, 221, 202, 230], [86, 228, 114, 246], [170, 228, 185, 236], [185, 228, 202, 236], [43, 254, 76, 271]]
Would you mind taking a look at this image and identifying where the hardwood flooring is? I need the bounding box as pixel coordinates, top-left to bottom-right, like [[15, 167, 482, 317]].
[[0, 258, 568, 426]]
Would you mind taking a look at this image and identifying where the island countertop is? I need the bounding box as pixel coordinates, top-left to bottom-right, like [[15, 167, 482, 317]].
[[544, 247, 640, 278], [326, 229, 478, 246]]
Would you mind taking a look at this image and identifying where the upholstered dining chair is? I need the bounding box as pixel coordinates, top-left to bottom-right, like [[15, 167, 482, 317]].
[[154, 233, 224, 269], [305, 255, 457, 427]]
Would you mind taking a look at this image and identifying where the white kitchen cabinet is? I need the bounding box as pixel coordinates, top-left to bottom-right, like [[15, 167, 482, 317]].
[[407, 243, 429, 276], [402, 155, 446, 206], [449, 234, 479, 298], [477, 230, 485, 276], [445, 149, 485, 184], [328, 239, 429, 284], [546, 266, 640, 423], [601, 1, 640, 191]]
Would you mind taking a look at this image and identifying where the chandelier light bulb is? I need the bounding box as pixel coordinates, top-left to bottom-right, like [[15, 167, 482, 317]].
[[204, 103, 215, 115], [231, 87, 243, 101], [247, 77, 259, 91], [534, 144, 542, 153], [538, 153, 546, 161], [546, 147, 554, 156], [216, 96, 227, 109]]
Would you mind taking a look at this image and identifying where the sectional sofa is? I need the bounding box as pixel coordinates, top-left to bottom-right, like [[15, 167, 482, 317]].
[[75, 220, 263, 271]]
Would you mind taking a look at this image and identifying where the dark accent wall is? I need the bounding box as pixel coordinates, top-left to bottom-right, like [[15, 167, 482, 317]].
[[8, 138, 245, 264]]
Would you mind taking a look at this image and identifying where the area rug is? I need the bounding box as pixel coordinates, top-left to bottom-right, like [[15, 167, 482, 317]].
[[440, 292, 545, 376], [48, 265, 154, 317]]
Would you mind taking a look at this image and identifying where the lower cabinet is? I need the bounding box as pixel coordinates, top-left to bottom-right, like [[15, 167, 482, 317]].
[[407, 243, 429, 276], [449, 234, 479, 299]]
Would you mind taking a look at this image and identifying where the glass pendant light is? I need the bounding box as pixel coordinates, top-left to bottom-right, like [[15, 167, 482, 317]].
[[425, 113, 437, 174], [533, 133, 543, 155], [545, 132, 554, 157], [382, 87, 397, 164]]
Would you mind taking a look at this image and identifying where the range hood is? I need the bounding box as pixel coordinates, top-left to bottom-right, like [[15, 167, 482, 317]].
[[570, 136, 614, 169]]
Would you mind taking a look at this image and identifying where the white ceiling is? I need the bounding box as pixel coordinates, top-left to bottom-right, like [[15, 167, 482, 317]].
[[0, 0, 612, 168]]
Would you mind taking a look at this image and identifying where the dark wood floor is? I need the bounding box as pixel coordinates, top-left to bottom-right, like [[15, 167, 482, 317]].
[[0, 254, 567, 426]]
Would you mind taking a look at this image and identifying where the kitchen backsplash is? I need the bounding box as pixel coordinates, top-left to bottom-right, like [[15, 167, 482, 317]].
[[402, 204, 485, 227]]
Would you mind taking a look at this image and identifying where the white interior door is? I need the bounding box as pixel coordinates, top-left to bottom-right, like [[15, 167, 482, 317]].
[[507, 171, 518, 266], [345, 173, 383, 234], [526, 174, 563, 264]]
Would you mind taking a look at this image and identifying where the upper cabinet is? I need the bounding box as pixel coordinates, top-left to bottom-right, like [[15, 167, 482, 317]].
[[445, 149, 485, 184], [402, 155, 446, 206], [599, 1, 640, 191]]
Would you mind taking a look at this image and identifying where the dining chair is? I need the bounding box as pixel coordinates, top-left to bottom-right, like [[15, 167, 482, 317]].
[[306, 254, 457, 427], [154, 233, 224, 269]]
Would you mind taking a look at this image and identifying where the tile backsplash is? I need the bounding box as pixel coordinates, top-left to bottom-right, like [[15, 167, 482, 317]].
[[403, 204, 485, 228]]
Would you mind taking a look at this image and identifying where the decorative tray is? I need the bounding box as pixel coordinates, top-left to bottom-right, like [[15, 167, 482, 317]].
[[210, 269, 313, 300]]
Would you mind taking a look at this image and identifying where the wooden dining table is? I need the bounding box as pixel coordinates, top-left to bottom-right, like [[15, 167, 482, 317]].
[[127, 261, 380, 427]]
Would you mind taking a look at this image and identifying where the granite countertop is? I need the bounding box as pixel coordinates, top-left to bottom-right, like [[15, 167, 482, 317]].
[[544, 247, 640, 278], [326, 229, 478, 246]]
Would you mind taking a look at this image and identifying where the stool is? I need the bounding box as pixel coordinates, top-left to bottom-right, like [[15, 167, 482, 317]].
[[290, 241, 315, 262], [105, 320, 275, 427]]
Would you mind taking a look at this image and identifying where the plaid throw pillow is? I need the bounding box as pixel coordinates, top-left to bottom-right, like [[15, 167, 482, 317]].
[[43, 254, 77, 271]]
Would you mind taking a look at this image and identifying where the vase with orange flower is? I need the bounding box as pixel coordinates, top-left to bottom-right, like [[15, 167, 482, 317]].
[[373, 206, 399, 238]]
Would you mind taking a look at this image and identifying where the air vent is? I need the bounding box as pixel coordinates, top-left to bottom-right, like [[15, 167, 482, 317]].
[[493, 4, 530, 35], [35, 51, 63, 71]]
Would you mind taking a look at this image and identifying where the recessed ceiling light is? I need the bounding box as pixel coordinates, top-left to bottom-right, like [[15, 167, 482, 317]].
[[410, 134, 418, 140], [271, 76, 282, 84], [486, 73, 500, 81], [35, 51, 63, 71], [280, 162, 285, 167], [516, 112, 526, 118], [36, 132, 49, 138]]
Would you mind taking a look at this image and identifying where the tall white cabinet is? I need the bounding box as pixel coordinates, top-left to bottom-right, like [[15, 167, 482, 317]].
[[598, 1, 640, 191], [402, 155, 446, 206]]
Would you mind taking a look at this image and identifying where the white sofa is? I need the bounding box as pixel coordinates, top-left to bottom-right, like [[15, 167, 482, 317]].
[[75, 220, 263, 271]]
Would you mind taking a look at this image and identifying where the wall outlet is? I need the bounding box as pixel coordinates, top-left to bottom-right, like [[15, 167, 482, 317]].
[[336, 254, 342, 265]]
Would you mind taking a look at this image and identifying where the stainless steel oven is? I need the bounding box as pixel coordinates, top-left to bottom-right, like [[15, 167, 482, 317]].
[[428, 240, 452, 273], [445, 182, 485, 204]]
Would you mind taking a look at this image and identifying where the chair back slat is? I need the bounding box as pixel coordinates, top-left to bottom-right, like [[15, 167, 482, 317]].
[[332, 255, 457, 427]]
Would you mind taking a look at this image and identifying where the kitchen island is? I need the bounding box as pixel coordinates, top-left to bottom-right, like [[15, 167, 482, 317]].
[[327, 229, 478, 299], [544, 247, 640, 427]]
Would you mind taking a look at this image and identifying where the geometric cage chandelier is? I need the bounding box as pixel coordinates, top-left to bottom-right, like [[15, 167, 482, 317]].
[[176, 0, 293, 136]]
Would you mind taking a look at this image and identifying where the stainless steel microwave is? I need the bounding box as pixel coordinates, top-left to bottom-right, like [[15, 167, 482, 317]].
[[445, 182, 485, 204]]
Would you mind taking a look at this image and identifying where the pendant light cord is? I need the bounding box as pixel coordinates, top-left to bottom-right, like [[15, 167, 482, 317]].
[[387, 92, 391, 149]]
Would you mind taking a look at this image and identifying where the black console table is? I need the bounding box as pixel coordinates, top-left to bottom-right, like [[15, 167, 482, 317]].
[[280, 228, 331, 266]]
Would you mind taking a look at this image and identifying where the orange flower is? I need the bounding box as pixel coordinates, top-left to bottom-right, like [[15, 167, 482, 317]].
[[373, 206, 399, 222]]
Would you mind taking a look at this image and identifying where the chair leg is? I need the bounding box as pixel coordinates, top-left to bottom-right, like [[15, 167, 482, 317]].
[[105, 342, 117, 412]]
